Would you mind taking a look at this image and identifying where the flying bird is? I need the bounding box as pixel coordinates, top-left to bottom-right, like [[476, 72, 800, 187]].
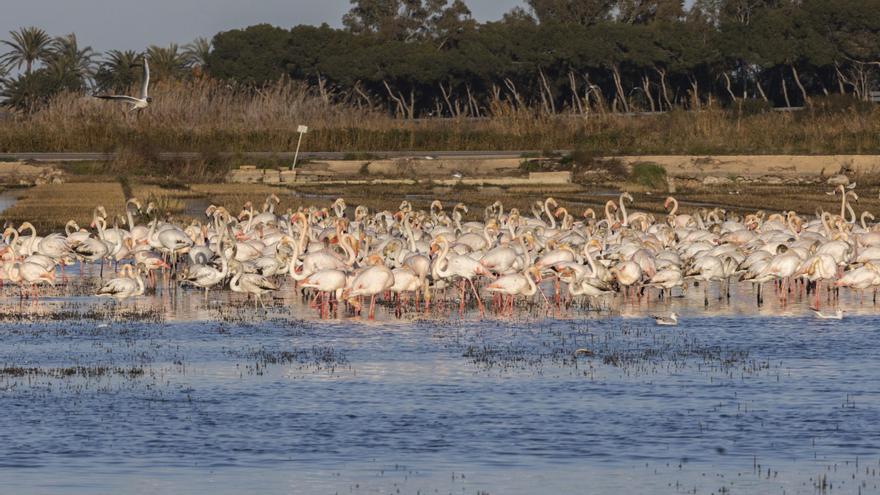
[[93, 57, 151, 114], [813, 309, 843, 320], [652, 313, 679, 326]]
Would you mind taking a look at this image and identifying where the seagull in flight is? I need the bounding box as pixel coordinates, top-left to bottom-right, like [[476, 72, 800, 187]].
[[93, 57, 151, 113], [652, 312, 678, 326], [813, 309, 843, 320]]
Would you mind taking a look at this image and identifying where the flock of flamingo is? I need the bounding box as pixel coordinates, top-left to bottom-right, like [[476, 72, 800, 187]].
[[0, 185, 876, 320]]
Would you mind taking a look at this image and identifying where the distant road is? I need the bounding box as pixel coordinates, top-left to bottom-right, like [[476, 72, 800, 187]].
[[0, 151, 560, 162]]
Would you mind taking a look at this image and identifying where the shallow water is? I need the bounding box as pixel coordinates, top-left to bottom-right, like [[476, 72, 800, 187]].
[[1, 274, 880, 494]]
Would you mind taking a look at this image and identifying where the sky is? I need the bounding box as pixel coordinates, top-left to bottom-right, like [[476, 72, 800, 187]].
[[1, 0, 524, 53]]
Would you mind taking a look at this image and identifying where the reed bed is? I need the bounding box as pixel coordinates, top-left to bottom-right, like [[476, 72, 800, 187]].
[[1, 80, 880, 160], [188, 184, 291, 216], [1, 183, 125, 232], [4, 180, 877, 235]]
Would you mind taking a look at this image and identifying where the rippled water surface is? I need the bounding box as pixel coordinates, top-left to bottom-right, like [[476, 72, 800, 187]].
[[1, 276, 879, 494]]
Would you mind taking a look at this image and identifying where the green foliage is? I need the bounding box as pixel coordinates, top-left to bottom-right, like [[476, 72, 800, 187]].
[[0, 26, 52, 74], [0, 67, 82, 111], [5, 0, 880, 119], [630, 162, 667, 188], [207, 24, 291, 85], [146, 43, 189, 81], [94, 50, 141, 93]]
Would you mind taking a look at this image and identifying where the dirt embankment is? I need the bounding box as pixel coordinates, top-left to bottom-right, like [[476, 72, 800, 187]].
[[0, 161, 64, 185], [613, 155, 880, 179]]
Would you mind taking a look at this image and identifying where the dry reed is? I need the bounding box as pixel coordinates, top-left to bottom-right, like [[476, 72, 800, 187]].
[[0, 80, 879, 159], [1, 182, 125, 232]]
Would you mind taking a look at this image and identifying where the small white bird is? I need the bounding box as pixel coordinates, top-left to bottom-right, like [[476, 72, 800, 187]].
[[813, 309, 843, 320], [94, 57, 151, 114], [652, 312, 678, 326], [451, 171, 463, 179]]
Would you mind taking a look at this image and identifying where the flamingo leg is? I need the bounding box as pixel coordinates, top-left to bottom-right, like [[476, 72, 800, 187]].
[[468, 278, 484, 316], [459, 280, 466, 316]]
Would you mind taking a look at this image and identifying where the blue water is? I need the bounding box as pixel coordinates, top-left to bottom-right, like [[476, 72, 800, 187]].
[[0, 284, 879, 494]]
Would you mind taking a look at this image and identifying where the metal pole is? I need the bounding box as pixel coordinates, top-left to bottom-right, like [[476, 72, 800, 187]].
[[291, 130, 304, 172]]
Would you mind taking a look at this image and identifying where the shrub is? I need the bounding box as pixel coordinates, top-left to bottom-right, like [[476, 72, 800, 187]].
[[630, 162, 667, 189]]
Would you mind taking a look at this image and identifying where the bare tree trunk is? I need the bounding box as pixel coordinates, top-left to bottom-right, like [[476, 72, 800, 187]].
[[315, 71, 329, 103], [489, 84, 504, 116], [755, 77, 769, 102], [583, 73, 603, 115], [503, 78, 526, 110], [568, 71, 584, 115], [853, 64, 868, 100], [465, 83, 481, 117], [641, 74, 655, 112], [688, 75, 700, 110], [834, 63, 848, 94], [790, 64, 809, 106], [439, 81, 459, 118], [780, 70, 791, 108], [352, 81, 372, 108], [722, 72, 737, 103], [382, 80, 406, 118], [537, 69, 554, 115], [655, 67, 672, 110], [610, 64, 629, 113]]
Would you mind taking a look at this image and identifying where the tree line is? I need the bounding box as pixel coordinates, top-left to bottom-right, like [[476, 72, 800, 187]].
[[3, 0, 880, 116], [0, 27, 209, 112]]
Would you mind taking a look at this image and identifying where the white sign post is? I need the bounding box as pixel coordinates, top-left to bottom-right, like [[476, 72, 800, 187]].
[[291, 125, 308, 171]]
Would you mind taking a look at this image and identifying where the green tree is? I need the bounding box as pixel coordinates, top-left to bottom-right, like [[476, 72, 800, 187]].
[[208, 24, 291, 85], [1, 67, 83, 112], [184, 37, 212, 68], [343, 0, 422, 40], [617, 0, 685, 24], [46, 33, 96, 86], [147, 43, 189, 81], [94, 49, 142, 93], [526, 0, 614, 25], [0, 26, 53, 74]]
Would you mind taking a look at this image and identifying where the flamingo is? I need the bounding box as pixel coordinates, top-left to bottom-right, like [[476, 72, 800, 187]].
[[96, 264, 145, 300], [345, 260, 394, 320]]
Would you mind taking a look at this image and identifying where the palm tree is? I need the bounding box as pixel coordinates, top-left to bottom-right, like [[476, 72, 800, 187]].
[[1, 26, 53, 74], [183, 37, 211, 68], [147, 43, 188, 81], [94, 49, 141, 93], [46, 33, 95, 86]]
